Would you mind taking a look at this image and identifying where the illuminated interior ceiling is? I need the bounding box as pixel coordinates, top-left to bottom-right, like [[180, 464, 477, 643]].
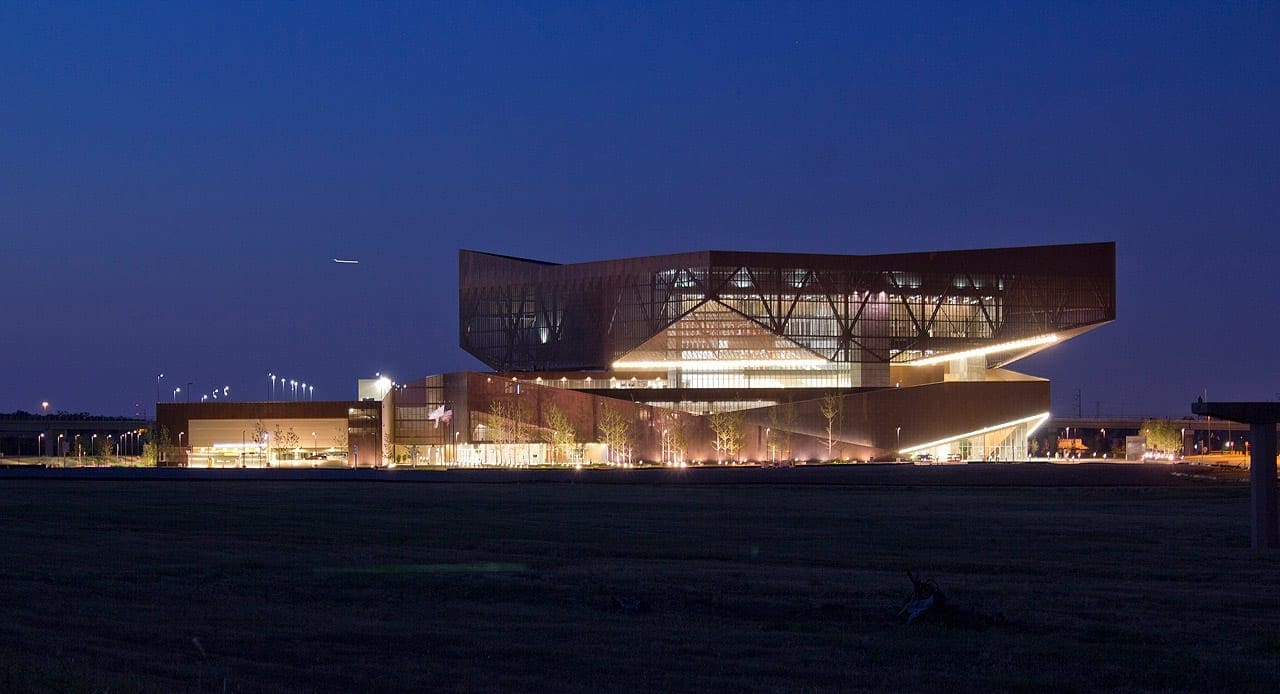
[[612, 302, 829, 371], [903, 333, 1060, 367], [897, 412, 1051, 455]]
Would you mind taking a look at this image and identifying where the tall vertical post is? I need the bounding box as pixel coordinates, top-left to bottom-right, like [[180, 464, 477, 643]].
[[1249, 421, 1278, 549], [1194, 401, 1280, 551]]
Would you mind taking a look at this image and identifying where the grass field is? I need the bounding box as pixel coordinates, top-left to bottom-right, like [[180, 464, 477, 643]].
[[1, 466, 1276, 692]]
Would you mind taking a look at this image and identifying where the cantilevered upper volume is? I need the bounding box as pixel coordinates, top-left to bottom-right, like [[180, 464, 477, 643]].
[[458, 243, 1115, 385]]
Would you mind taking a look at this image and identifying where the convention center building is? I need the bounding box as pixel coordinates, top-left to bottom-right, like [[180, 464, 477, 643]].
[[158, 242, 1114, 467]]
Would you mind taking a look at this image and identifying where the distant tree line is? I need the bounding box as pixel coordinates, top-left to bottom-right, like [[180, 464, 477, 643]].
[[1, 411, 142, 421]]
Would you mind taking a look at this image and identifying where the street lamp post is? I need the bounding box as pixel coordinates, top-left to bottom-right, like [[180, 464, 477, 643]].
[[41, 401, 51, 461], [269, 373, 275, 401], [91, 434, 98, 463], [57, 434, 64, 464], [896, 426, 902, 460], [156, 373, 164, 414], [173, 387, 180, 402], [37, 433, 44, 458]]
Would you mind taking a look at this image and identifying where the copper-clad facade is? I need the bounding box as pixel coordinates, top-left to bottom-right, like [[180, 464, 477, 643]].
[[395, 243, 1115, 463]]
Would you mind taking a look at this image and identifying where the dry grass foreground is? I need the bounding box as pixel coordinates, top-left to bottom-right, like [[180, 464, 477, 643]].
[[0, 467, 1277, 692]]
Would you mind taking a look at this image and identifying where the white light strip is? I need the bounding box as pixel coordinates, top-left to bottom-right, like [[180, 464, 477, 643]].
[[611, 358, 830, 371], [904, 333, 1059, 366], [898, 412, 1050, 455]]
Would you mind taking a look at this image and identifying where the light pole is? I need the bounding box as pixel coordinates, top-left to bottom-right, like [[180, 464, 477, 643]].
[[37, 433, 45, 458], [74, 434, 81, 461], [156, 373, 164, 414], [765, 427, 771, 463], [41, 399, 50, 460], [57, 434, 64, 463], [91, 434, 97, 462], [173, 387, 180, 402], [291, 380, 297, 400], [896, 426, 902, 460], [309, 385, 314, 400], [269, 373, 275, 401]]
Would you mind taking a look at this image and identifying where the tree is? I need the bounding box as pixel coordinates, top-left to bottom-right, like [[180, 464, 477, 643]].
[[382, 431, 396, 467], [664, 412, 689, 465], [598, 405, 632, 465], [141, 440, 158, 467], [142, 425, 171, 466], [768, 400, 797, 461], [283, 427, 300, 459], [487, 399, 532, 444], [708, 410, 745, 461], [272, 424, 287, 465], [95, 436, 112, 462], [542, 404, 577, 464], [820, 392, 844, 459], [1140, 419, 1182, 453]]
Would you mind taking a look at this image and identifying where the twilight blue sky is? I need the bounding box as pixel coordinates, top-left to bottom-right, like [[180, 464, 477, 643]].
[[3, 2, 1277, 417]]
